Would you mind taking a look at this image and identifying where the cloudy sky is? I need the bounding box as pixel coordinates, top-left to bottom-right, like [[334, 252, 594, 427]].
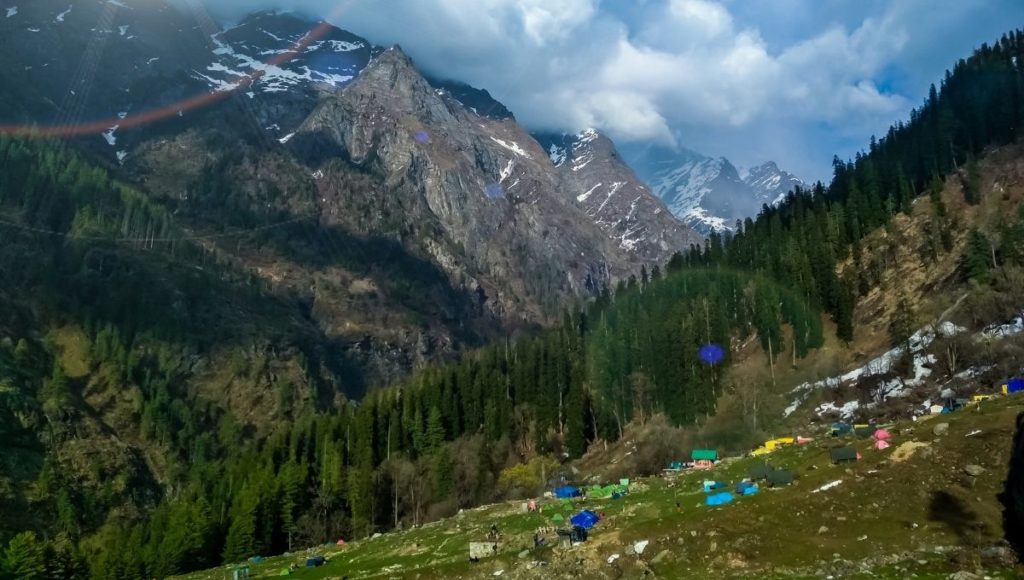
[[206, 0, 1024, 181]]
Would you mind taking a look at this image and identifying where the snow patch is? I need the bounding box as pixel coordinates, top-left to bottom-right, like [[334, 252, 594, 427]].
[[278, 132, 295, 144], [784, 321, 966, 417], [982, 311, 1024, 338], [811, 480, 843, 494], [116, 150, 127, 163], [499, 159, 515, 183], [101, 126, 119, 146], [5, 6, 16, 18], [578, 183, 601, 203], [118, 25, 128, 36], [548, 144, 566, 167], [489, 137, 530, 158], [55, 5, 71, 22]]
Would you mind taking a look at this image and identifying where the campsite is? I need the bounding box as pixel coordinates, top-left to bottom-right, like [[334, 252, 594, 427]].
[[173, 395, 1024, 579]]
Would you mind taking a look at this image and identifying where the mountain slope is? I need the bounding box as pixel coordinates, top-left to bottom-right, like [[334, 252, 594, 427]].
[[537, 129, 702, 261]]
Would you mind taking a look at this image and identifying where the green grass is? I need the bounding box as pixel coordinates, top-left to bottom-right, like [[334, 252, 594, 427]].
[[175, 397, 1024, 579]]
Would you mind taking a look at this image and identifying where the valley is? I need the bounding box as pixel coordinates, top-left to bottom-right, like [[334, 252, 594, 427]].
[[1, 1, 1024, 579]]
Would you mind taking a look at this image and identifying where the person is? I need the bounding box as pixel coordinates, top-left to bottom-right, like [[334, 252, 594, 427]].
[[488, 524, 500, 540], [533, 532, 545, 548]]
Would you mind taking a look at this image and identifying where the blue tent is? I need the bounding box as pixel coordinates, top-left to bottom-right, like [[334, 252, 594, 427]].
[[705, 492, 734, 507], [570, 510, 600, 529], [554, 486, 581, 499], [1009, 378, 1024, 394], [736, 482, 759, 496], [702, 480, 727, 492]]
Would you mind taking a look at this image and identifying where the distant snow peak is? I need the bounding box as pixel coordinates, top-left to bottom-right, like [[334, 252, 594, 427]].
[[577, 128, 599, 144]]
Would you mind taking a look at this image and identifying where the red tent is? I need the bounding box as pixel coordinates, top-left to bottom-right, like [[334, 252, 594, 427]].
[[873, 429, 891, 440]]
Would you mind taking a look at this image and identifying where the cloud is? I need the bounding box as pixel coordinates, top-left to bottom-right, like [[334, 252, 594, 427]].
[[197, 0, 1024, 180]]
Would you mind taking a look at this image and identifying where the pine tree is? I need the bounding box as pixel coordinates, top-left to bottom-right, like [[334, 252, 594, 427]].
[[964, 229, 994, 284], [3, 532, 46, 580]]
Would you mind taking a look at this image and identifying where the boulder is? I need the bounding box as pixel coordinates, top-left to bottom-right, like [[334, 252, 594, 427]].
[[963, 465, 985, 477], [933, 423, 950, 436]]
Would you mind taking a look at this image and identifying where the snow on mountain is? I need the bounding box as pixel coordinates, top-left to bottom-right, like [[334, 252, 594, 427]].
[[743, 161, 806, 206], [196, 11, 379, 97], [622, 143, 805, 235], [535, 129, 701, 262]]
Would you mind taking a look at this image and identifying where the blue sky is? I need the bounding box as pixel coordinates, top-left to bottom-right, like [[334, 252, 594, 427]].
[[209, 0, 1024, 181]]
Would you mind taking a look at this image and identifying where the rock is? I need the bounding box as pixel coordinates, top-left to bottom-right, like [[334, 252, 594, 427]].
[[818, 526, 830, 535], [980, 545, 1015, 566], [625, 545, 635, 556], [964, 465, 986, 477], [690, 531, 698, 537], [652, 549, 671, 564], [948, 571, 981, 580], [709, 541, 717, 553], [676, 538, 686, 546], [634, 540, 650, 555], [518, 550, 530, 559], [933, 423, 950, 436]]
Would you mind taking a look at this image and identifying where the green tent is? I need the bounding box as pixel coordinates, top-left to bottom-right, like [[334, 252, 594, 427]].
[[767, 469, 794, 487], [551, 513, 565, 522], [691, 449, 718, 461], [619, 479, 630, 487], [749, 463, 773, 481], [830, 446, 858, 464]]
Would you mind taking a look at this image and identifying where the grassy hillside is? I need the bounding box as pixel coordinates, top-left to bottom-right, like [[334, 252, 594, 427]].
[[173, 396, 1024, 579]]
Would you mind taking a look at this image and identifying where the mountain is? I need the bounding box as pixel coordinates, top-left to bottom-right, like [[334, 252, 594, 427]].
[[536, 129, 703, 261], [621, 143, 806, 234], [0, 3, 709, 400]]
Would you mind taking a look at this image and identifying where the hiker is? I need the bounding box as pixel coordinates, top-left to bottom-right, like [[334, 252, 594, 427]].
[[533, 532, 545, 548], [488, 524, 501, 540], [528, 499, 537, 512]]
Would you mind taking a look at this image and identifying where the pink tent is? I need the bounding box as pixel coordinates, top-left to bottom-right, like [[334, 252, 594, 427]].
[[336, 539, 346, 546], [873, 429, 891, 440], [874, 440, 891, 450]]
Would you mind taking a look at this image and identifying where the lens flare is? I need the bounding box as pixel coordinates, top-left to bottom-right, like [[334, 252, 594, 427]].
[[483, 183, 505, 199], [0, 0, 359, 139], [698, 343, 726, 365]]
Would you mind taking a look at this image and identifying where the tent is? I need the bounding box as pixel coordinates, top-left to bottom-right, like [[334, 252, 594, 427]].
[[691, 449, 718, 461], [550, 513, 565, 523], [830, 446, 858, 464], [830, 422, 852, 437], [570, 510, 600, 530], [737, 481, 759, 496], [874, 440, 891, 450], [873, 429, 891, 440], [751, 445, 775, 457], [702, 480, 727, 492], [749, 463, 773, 481], [554, 486, 582, 499], [853, 425, 874, 438], [667, 461, 684, 471], [1007, 379, 1024, 397], [705, 492, 734, 506], [767, 469, 794, 487], [305, 556, 326, 568]]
